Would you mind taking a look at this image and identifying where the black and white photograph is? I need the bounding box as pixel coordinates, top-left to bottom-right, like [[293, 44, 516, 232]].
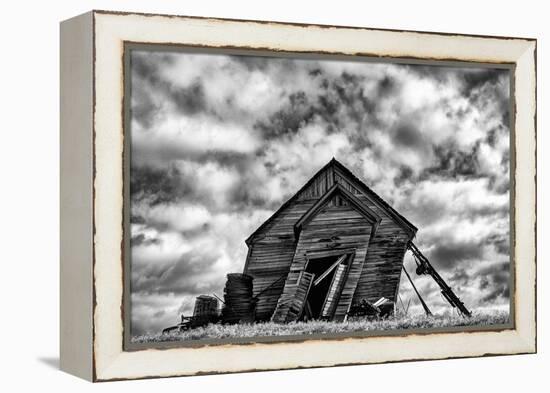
[[0, 0, 544, 388], [127, 48, 512, 345]]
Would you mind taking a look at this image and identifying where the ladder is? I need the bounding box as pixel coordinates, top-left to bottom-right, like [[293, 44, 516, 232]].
[[408, 242, 472, 317]]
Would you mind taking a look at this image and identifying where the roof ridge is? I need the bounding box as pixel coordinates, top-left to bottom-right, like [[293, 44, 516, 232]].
[[330, 159, 417, 234], [294, 183, 382, 237], [245, 158, 417, 245], [244, 160, 335, 245]]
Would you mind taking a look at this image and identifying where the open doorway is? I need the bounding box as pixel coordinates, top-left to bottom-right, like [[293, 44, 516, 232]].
[[303, 254, 349, 320]]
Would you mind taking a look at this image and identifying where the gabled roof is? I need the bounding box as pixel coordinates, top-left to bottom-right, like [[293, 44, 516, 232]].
[[245, 158, 417, 245], [294, 183, 381, 237], [330, 158, 417, 236]]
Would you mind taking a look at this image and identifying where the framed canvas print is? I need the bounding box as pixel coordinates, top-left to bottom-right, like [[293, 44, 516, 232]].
[[60, 10, 537, 382]]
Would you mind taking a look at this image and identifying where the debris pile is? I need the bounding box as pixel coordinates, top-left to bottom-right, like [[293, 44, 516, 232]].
[[348, 297, 393, 319]]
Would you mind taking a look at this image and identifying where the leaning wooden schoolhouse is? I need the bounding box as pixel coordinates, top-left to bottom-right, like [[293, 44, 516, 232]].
[[242, 158, 418, 323]]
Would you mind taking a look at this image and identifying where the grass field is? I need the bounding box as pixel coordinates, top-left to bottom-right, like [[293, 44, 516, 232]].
[[132, 310, 510, 344]]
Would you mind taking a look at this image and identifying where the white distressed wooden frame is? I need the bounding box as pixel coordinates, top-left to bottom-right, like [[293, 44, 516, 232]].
[[60, 10, 536, 382]]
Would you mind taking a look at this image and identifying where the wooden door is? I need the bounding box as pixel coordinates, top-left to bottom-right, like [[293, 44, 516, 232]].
[[271, 271, 314, 323], [320, 263, 347, 318]]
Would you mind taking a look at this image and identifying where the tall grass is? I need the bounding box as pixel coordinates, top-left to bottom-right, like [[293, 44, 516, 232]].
[[132, 310, 509, 344]]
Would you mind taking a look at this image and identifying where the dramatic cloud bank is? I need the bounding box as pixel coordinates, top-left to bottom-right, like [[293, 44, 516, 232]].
[[129, 50, 511, 335]]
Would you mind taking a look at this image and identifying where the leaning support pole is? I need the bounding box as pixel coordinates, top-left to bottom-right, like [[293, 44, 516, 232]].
[[402, 265, 432, 316], [408, 242, 472, 317]]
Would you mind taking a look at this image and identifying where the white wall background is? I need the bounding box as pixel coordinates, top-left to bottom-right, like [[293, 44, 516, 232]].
[[0, 0, 546, 391]]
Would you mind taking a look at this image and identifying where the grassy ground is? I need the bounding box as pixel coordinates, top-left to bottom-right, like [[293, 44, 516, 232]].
[[132, 310, 509, 344]]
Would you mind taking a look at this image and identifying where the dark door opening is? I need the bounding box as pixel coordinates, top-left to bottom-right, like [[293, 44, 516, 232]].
[[303, 254, 347, 320]]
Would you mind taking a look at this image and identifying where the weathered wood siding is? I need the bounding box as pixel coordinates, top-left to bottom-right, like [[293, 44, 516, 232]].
[[295, 163, 335, 200], [274, 198, 373, 322], [352, 210, 410, 305], [244, 161, 415, 321], [331, 166, 413, 305], [244, 200, 315, 320]]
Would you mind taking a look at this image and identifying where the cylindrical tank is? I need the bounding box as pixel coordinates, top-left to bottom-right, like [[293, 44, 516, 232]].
[[221, 273, 256, 324], [193, 295, 219, 319]]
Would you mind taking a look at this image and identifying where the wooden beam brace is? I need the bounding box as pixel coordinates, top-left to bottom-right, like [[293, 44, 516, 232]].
[[402, 265, 432, 316], [313, 254, 347, 286]]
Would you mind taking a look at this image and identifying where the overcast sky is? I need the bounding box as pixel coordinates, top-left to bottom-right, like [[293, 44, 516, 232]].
[[129, 49, 511, 336]]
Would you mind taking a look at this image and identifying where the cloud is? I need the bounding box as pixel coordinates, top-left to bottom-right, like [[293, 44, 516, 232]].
[[129, 50, 511, 334], [429, 242, 484, 269], [131, 115, 260, 167], [131, 233, 161, 247]]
